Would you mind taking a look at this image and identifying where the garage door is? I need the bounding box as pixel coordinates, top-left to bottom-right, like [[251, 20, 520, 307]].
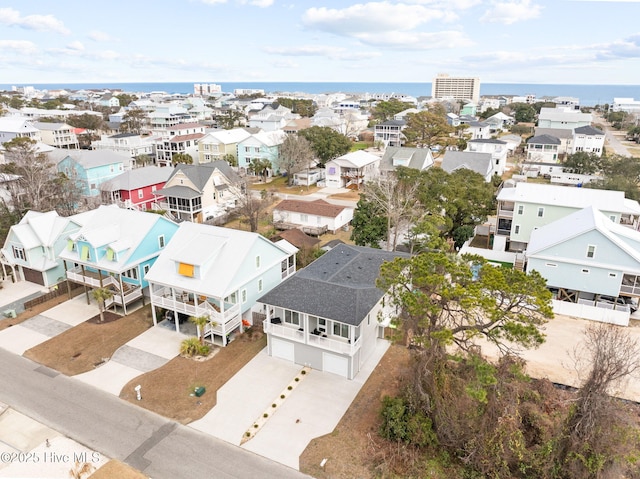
[[271, 338, 294, 362], [22, 267, 45, 286], [322, 352, 349, 378]]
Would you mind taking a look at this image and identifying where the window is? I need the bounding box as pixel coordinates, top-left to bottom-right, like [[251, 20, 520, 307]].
[[66, 240, 75, 252], [11, 245, 26, 261], [258, 278, 263, 292], [300, 214, 308, 222], [517, 205, 524, 215], [537, 207, 544, 218], [241, 289, 247, 303], [158, 235, 165, 249], [609, 272, 617, 278], [143, 264, 150, 275], [255, 255, 261, 269], [609, 215, 616, 222], [586, 245, 596, 259], [333, 322, 349, 338], [581, 268, 590, 274], [151, 185, 157, 192], [514, 225, 520, 234], [110, 165, 114, 172], [225, 291, 238, 304], [318, 317, 326, 332], [284, 310, 300, 326], [106, 248, 116, 261], [122, 267, 138, 280], [80, 245, 90, 261], [178, 262, 195, 277], [138, 189, 144, 199]]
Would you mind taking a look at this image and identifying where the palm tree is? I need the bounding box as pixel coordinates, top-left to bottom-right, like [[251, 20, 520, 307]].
[[189, 315, 210, 344], [92, 287, 114, 323]]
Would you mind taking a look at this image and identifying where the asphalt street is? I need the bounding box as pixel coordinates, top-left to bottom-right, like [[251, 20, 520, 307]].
[[0, 348, 309, 479]]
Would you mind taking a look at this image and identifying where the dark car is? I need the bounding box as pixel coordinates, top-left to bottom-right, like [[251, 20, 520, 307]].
[[164, 311, 189, 324]]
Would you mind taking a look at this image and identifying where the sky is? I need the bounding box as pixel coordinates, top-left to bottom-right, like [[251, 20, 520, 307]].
[[1, 0, 639, 85]]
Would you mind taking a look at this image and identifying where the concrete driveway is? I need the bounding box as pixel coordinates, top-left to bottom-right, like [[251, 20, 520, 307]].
[[190, 340, 390, 470], [0, 295, 99, 355], [74, 323, 189, 396]]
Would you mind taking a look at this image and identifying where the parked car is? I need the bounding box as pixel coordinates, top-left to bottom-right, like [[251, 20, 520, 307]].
[[164, 310, 189, 324]]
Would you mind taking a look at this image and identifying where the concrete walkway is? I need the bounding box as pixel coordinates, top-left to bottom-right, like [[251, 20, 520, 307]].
[[0, 295, 99, 355], [0, 280, 47, 316], [74, 325, 189, 396], [191, 340, 390, 470]]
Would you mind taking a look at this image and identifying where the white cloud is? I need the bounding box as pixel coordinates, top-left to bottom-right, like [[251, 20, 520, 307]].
[[302, 2, 457, 36], [480, 0, 543, 25], [198, 0, 228, 4], [0, 7, 70, 34], [88, 30, 112, 42], [263, 44, 381, 60], [355, 30, 474, 49], [66, 41, 85, 51], [0, 40, 38, 54], [240, 0, 274, 6], [405, 0, 481, 7]]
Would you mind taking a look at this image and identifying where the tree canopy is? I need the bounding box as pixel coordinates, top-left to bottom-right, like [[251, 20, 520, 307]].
[[563, 151, 604, 175], [298, 126, 351, 165], [402, 105, 455, 151], [370, 99, 409, 123], [278, 134, 314, 184], [275, 98, 317, 117], [350, 195, 387, 248]]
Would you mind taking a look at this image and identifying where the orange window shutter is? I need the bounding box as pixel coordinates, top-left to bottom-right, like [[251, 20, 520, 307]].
[[178, 262, 194, 277]]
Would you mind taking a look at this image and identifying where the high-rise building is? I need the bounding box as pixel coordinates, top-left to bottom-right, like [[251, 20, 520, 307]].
[[194, 83, 222, 96], [431, 74, 480, 103]]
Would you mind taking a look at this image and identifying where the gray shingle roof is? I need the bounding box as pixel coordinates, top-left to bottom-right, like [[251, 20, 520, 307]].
[[527, 134, 561, 145], [441, 151, 492, 177], [379, 146, 433, 171], [574, 125, 604, 135], [258, 244, 409, 326], [167, 161, 241, 191]]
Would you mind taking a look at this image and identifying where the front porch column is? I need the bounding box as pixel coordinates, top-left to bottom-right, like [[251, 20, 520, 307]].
[[150, 283, 158, 326], [171, 287, 180, 334], [119, 274, 127, 315], [63, 260, 72, 299], [220, 298, 226, 346], [81, 264, 89, 304]]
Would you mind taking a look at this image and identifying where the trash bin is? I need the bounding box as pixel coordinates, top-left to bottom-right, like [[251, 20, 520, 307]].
[[194, 386, 206, 397]]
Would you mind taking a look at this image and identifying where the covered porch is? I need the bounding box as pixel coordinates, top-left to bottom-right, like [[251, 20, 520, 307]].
[[262, 306, 362, 356], [149, 283, 242, 346]]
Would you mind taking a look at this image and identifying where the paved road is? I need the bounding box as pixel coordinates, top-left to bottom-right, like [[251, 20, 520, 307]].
[[594, 113, 631, 157], [0, 349, 309, 479]]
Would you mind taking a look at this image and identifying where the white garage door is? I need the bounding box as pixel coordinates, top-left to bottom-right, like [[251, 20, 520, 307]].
[[322, 352, 349, 378], [271, 338, 294, 362]]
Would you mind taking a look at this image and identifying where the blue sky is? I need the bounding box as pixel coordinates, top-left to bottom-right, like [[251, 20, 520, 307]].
[[1, 0, 639, 85]]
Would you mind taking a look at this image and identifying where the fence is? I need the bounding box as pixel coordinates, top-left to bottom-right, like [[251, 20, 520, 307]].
[[23, 285, 81, 310]]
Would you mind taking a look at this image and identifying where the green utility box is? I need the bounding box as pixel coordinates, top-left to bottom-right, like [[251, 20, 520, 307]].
[[194, 386, 206, 397]]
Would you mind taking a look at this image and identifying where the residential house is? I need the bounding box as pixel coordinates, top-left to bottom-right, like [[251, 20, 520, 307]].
[[440, 151, 494, 182], [0, 210, 91, 286], [148, 105, 195, 129], [145, 221, 297, 344], [379, 146, 434, 175], [467, 121, 491, 140], [197, 128, 252, 164], [0, 117, 42, 143], [59, 205, 179, 314], [325, 150, 381, 189], [259, 244, 408, 379], [374, 119, 405, 147], [571, 125, 605, 157], [526, 206, 640, 326], [612, 98, 640, 114], [460, 103, 477, 116], [500, 134, 523, 154], [292, 168, 325, 187], [91, 133, 158, 160], [32, 122, 79, 150], [484, 112, 515, 133], [283, 118, 312, 135], [100, 165, 171, 211], [273, 199, 354, 234], [154, 161, 243, 223], [248, 104, 298, 131], [236, 130, 287, 174], [537, 107, 592, 130], [466, 139, 508, 176], [154, 122, 206, 167], [56, 150, 131, 197], [526, 134, 561, 163], [495, 182, 640, 252], [533, 128, 573, 156], [98, 93, 120, 108]]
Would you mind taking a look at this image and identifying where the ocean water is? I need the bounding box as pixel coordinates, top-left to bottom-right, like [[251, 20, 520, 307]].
[[2, 81, 638, 106]]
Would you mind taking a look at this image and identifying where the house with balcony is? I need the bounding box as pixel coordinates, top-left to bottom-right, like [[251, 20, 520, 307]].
[[32, 122, 79, 150], [526, 134, 561, 164], [0, 117, 42, 144], [154, 161, 243, 223], [236, 130, 287, 174], [0, 210, 93, 287], [325, 150, 380, 189], [91, 132, 158, 159], [495, 182, 640, 252], [197, 128, 252, 164], [379, 146, 434, 175], [145, 222, 297, 345], [155, 124, 205, 167], [259, 244, 408, 379], [273, 199, 354, 235], [374, 119, 405, 147], [100, 165, 171, 211], [248, 104, 298, 132], [526, 206, 640, 326], [56, 150, 132, 197], [466, 138, 508, 176], [467, 121, 491, 140], [537, 107, 592, 130], [59, 205, 179, 314]]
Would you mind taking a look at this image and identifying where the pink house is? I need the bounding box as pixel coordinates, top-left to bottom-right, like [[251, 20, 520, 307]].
[[101, 165, 172, 211]]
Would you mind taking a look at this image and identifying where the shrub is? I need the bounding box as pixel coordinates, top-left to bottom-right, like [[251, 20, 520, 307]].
[[294, 377, 299, 382], [272, 403, 276, 408], [301, 370, 306, 375], [263, 413, 268, 418], [280, 394, 285, 399], [287, 386, 292, 390], [180, 337, 201, 357], [246, 432, 250, 437], [254, 424, 258, 428]]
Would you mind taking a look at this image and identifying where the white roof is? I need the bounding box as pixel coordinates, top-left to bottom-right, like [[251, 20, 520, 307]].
[[528, 206, 640, 266], [0, 117, 38, 133], [538, 107, 592, 123], [248, 130, 287, 147], [145, 222, 290, 298], [497, 183, 640, 215], [201, 128, 252, 144], [331, 150, 380, 168]]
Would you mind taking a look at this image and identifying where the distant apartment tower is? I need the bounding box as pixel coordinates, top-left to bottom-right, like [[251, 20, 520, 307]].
[[431, 74, 480, 103], [194, 83, 222, 96]]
